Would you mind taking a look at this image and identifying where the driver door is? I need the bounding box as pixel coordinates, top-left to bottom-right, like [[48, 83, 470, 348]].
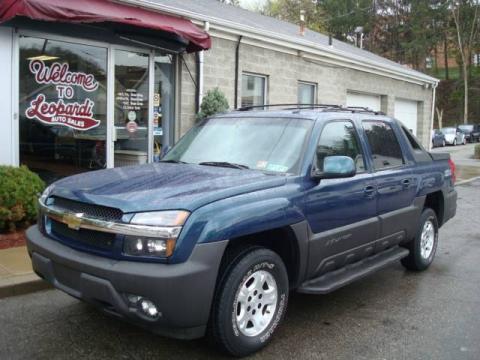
[[304, 120, 379, 279]]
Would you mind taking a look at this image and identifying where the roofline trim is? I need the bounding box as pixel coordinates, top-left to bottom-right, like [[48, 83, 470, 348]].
[[119, 0, 439, 85]]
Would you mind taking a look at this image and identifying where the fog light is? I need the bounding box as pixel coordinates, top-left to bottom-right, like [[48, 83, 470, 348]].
[[126, 294, 160, 319], [140, 299, 159, 318]]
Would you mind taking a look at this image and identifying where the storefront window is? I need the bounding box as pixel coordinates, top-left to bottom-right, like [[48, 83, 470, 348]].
[[19, 36, 107, 184]]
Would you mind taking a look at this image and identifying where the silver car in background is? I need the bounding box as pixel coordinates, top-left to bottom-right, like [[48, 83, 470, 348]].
[[440, 127, 466, 146]]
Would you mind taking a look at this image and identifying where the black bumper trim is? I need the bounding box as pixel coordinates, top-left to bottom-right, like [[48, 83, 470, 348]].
[[26, 225, 228, 339]]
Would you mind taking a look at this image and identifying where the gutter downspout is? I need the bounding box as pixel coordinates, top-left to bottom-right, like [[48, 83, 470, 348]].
[[429, 82, 438, 151], [234, 35, 243, 109], [196, 21, 210, 113]]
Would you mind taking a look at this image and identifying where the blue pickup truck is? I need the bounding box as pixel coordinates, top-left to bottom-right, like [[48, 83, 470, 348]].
[[27, 105, 457, 357]]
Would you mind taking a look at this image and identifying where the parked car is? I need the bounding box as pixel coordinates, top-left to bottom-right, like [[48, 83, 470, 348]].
[[457, 124, 480, 143], [440, 127, 466, 146], [432, 129, 446, 147], [27, 106, 457, 357]]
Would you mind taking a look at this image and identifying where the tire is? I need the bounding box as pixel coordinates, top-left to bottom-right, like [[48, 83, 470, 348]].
[[401, 208, 439, 271], [453, 139, 457, 146], [209, 247, 289, 357], [442, 140, 446, 147], [463, 138, 467, 145]]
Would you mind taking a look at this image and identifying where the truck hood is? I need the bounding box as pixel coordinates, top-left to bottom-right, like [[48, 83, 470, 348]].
[[49, 163, 287, 213]]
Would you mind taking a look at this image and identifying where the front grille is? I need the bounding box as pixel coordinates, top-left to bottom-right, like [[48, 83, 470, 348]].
[[50, 219, 115, 251], [51, 196, 123, 221]]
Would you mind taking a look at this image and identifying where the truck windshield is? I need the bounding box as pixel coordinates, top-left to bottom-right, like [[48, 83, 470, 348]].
[[163, 117, 313, 174]]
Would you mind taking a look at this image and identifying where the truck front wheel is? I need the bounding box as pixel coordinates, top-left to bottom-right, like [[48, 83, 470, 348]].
[[209, 247, 289, 357]]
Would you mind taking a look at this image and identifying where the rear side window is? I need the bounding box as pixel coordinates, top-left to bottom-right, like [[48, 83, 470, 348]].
[[362, 121, 404, 170], [316, 120, 365, 172], [402, 127, 422, 150]]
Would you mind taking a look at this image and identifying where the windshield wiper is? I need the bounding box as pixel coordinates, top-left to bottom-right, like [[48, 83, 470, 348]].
[[198, 161, 250, 170], [159, 159, 187, 164]]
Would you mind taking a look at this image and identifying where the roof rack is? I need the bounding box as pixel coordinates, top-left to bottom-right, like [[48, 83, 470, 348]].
[[236, 103, 385, 115], [236, 103, 342, 111]]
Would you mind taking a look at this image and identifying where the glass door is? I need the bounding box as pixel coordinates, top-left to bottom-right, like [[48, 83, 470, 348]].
[[113, 49, 150, 167], [152, 52, 175, 161]]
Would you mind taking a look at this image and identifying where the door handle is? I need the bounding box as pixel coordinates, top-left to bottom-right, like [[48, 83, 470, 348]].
[[364, 185, 376, 196], [401, 179, 411, 187]]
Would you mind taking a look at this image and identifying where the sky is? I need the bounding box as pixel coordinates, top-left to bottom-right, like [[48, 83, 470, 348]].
[[238, 0, 267, 10]]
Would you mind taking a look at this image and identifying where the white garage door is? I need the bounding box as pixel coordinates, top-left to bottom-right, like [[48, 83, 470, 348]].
[[395, 99, 418, 135], [346, 92, 381, 111]]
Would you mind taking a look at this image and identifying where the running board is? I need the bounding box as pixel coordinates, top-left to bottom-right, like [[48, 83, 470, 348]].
[[297, 246, 409, 294]]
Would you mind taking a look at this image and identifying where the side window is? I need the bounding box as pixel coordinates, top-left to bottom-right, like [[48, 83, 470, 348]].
[[363, 121, 404, 170], [402, 126, 422, 150], [316, 121, 365, 172]]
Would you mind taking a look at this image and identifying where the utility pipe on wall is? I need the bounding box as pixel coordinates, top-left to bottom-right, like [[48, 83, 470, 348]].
[[234, 35, 243, 109], [196, 21, 209, 112]]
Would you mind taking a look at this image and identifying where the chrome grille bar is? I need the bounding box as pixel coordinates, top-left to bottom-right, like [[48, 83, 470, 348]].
[[39, 200, 182, 238]]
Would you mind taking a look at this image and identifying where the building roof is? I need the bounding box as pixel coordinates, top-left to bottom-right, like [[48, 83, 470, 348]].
[[123, 0, 438, 85]]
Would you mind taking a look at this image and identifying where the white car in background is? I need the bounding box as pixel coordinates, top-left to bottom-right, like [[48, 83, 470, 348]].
[[440, 127, 466, 146]]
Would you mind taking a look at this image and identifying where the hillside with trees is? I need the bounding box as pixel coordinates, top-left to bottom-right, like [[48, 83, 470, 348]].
[[221, 0, 480, 127]]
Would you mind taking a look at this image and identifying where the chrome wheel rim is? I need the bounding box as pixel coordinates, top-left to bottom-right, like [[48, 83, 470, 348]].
[[420, 220, 435, 259], [234, 270, 278, 337]]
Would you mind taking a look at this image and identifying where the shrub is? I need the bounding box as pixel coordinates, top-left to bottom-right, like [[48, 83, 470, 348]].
[[196, 88, 229, 121], [475, 144, 480, 159], [0, 166, 45, 233]]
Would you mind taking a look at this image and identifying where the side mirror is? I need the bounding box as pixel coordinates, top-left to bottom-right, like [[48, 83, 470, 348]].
[[312, 155, 356, 180]]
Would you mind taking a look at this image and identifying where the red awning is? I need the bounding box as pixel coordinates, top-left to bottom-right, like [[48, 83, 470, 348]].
[[0, 0, 211, 52]]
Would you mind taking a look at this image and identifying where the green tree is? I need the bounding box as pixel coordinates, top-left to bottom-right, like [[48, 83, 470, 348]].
[[197, 88, 230, 121], [261, 0, 326, 33], [451, 0, 479, 123], [318, 0, 376, 43]]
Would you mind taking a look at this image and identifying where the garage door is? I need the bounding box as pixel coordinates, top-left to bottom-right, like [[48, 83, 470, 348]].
[[346, 92, 381, 111], [394, 99, 418, 135]]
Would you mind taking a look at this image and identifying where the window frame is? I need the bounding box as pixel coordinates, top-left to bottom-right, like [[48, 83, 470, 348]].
[[361, 120, 406, 172], [313, 119, 367, 175], [241, 72, 268, 109], [298, 81, 317, 105]]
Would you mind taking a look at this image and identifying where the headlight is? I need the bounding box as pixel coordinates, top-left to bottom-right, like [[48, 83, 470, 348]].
[[123, 236, 175, 257], [130, 210, 189, 227], [123, 211, 190, 258]]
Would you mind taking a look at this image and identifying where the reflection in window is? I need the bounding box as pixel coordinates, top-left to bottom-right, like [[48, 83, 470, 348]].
[[19, 36, 107, 184], [316, 121, 365, 172], [241, 73, 267, 108], [363, 121, 404, 170]]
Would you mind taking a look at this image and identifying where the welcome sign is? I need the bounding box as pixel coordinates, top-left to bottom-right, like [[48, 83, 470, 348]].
[[25, 60, 101, 131]]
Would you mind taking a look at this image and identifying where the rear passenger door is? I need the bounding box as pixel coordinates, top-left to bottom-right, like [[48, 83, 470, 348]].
[[361, 120, 417, 251], [304, 120, 378, 278]]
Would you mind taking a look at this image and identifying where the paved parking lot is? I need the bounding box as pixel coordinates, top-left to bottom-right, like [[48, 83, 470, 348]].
[[431, 143, 480, 182], [1, 180, 479, 360]]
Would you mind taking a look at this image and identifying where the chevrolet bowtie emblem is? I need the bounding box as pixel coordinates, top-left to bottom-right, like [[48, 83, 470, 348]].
[[63, 213, 84, 230]]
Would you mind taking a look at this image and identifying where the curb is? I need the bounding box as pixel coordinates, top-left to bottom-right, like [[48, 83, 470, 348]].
[[456, 175, 480, 186], [0, 273, 52, 299]]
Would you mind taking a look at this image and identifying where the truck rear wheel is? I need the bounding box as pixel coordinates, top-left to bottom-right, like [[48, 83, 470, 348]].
[[401, 208, 439, 271], [209, 247, 289, 357]]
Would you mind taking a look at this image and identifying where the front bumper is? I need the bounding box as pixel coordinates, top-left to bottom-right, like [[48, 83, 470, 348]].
[[26, 225, 228, 339]]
